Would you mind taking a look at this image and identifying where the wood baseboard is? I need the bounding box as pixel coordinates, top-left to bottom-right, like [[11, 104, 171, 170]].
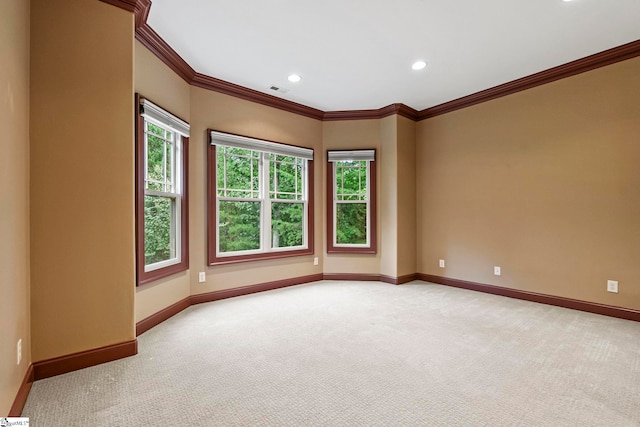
[[33, 339, 138, 381], [418, 273, 640, 322], [323, 273, 382, 282], [136, 297, 191, 336], [324, 273, 417, 285], [9, 364, 34, 416], [190, 273, 324, 305]]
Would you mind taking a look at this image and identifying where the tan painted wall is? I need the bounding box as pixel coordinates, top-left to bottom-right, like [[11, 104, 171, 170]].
[[0, 0, 30, 414], [30, 0, 135, 361], [417, 57, 640, 309], [134, 40, 191, 322], [396, 116, 416, 277], [189, 87, 323, 295], [379, 116, 398, 277], [322, 120, 382, 274]]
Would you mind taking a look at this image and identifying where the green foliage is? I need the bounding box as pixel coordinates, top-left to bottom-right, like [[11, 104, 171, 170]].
[[217, 149, 306, 253], [144, 196, 173, 265], [335, 160, 368, 244], [219, 201, 261, 252], [336, 203, 367, 244], [144, 122, 177, 266], [271, 203, 303, 248]]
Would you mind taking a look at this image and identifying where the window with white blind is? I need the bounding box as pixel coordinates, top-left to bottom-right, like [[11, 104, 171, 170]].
[[208, 130, 314, 265], [327, 150, 377, 253], [135, 95, 189, 285]]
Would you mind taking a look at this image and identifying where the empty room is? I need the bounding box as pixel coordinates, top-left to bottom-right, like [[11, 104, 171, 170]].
[[2, 0, 639, 425]]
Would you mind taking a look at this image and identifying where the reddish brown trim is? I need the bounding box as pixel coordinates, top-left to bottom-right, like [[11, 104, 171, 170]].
[[323, 273, 417, 284], [193, 73, 324, 120], [418, 274, 640, 322], [190, 274, 324, 305], [207, 133, 315, 266], [33, 340, 138, 381], [323, 104, 419, 121], [130, 2, 640, 122], [98, 0, 138, 13], [327, 153, 377, 254], [134, 0, 151, 28], [135, 94, 190, 285], [396, 273, 418, 284], [419, 40, 640, 120], [136, 297, 191, 336], [135, 24, 196, 83], [9, 364, 34, 416], [323, 273, 383, 282]]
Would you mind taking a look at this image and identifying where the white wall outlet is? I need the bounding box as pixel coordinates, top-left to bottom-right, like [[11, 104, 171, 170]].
[[607, 280, 618, 293], [17, 339, 22, 365], [494, 266, 501, 276], [439, 259, 445, 268], [198, 272, 206, 283], [313, 257, 319, 266]]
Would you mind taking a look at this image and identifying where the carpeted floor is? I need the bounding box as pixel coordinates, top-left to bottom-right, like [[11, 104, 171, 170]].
[[22, 281, 640, 426]]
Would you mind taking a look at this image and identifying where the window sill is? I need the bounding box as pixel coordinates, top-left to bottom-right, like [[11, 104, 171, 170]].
[[208, 247, 314, 266]]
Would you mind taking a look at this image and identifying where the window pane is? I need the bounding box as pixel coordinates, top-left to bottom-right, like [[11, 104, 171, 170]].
[[146, 133, 165, 191], [144, 195, 175, 265], [336, 202, 367, 244], [271, 202, 303, 248], [165, 138, 173, 191], [270, 155, 302, 200], [219, 147, 259, 198], [336, 160, 366, 201], [219, 200, 261, 252]]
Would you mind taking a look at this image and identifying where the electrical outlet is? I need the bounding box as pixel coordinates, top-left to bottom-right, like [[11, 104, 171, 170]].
[[17, 339, 22, 365], [313, 257, 319, 266], [439, 259, 445, 268], [494, 266, 501, 276], [198, 272, 206, 283], [607, 280, 618, 293]]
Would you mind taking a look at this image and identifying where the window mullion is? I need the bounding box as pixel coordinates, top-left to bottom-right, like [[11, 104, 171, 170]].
[[261, 153, 270, 251]]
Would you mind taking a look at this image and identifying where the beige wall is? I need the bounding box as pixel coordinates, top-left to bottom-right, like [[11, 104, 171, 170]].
[[322, 120, 382, 274], [0, 0, 30, 414], [189, 87, 324, 295], [379, 116, 398, 277], [396, 116, 416, 277], [30, 0, 135, 361], [134, 40, 191, 322], [417, 57, 640, 309]]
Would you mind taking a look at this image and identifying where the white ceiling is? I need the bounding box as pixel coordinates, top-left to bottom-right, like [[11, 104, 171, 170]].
[[147, 0, 640, 112]]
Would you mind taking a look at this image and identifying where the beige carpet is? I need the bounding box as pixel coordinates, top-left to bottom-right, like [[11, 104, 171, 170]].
[[22, 281, 640, 426]]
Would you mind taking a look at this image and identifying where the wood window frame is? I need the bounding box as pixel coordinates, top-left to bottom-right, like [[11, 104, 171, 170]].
[[135, 94, 189, 285], [326, 150, 377, 254], [207, 129, 314, 266]]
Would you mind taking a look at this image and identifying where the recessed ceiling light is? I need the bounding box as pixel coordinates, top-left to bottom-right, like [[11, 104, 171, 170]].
[[411, 60, 427, 70], [288, 74, 301, 83]]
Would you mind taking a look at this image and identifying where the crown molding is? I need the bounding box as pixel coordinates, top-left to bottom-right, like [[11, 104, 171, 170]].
[[133, 0, 151, 28], [99, 0, 138, 13], [418, 39, 640, 120], [192, 73, 325, 120], [323, 103, 419, 121], [102, 1, 640, 123], [135, 23, 195, 83]]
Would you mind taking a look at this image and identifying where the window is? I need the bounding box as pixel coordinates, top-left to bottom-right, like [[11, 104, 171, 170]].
[[135, 95, 189, 285], [327, 150, 377, 253], [208, 130, 314, 265]]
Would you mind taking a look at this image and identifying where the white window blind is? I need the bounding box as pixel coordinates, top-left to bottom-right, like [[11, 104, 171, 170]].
[[210, 130, 313, 160], [140, 98, 190, 137], [327, 150, 375, 162]]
